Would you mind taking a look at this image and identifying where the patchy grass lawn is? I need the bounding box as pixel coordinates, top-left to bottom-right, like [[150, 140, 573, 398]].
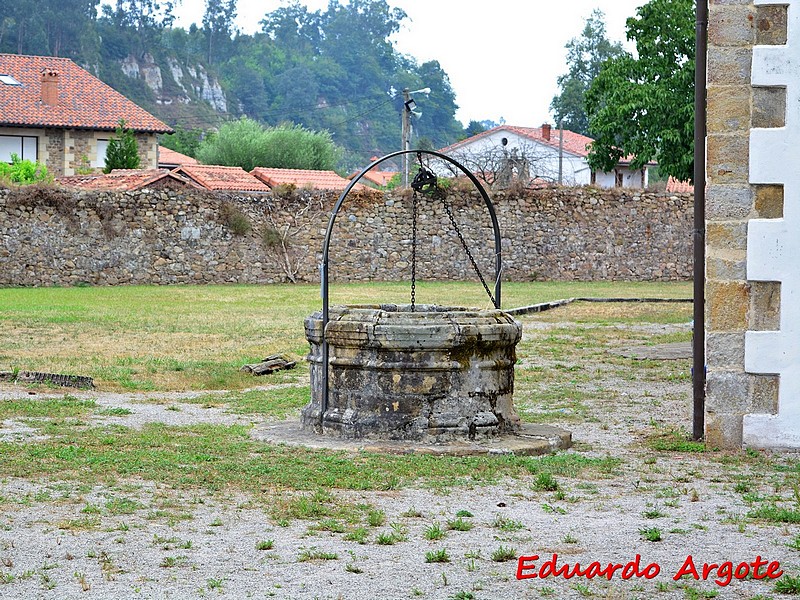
[[2, 282, 800, 600], [0, 281, 690, 391]]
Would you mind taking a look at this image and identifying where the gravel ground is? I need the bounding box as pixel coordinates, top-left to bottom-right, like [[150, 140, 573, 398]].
[[0, 317, 798, 600]]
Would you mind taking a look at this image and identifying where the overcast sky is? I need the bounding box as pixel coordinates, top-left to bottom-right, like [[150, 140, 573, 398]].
[[173, 0, 647, 127]]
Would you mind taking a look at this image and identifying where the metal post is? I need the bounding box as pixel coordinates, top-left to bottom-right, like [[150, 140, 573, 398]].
[[401, 88, 411, 188], [693, 0, 708, 441], [558, 122, 564, 185]]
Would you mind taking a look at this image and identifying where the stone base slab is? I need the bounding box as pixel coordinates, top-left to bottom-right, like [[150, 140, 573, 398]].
[[251, 422, 571, 456], [743, 414, 800, 450]]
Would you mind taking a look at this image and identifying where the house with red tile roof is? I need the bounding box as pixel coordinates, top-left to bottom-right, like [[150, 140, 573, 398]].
[[57, 169, 201, 192], [0, 54, 172, 177], [158, 147, 198, 169], [437, 124, 653, 189], [251, 167, 366, 191], [172, 164, 270, 193]]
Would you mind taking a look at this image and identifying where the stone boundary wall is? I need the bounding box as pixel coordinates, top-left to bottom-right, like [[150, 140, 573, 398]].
[[0, 185, 692, 287]]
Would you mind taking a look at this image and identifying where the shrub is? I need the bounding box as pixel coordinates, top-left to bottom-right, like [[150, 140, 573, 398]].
[[218, 202, 251, 236], [197, 118, 340, 171], [0, 154, 50, 185]]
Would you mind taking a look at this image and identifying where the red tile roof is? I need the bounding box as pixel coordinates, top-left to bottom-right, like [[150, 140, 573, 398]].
[[0, 53, 172, 133], [666, 176, 694, 193], [57, 169, 201, 191], [173, 165, 271, 192], [348, 169, 398, 187], [251, 167, 365, 191], [158, 147, 198, 167]]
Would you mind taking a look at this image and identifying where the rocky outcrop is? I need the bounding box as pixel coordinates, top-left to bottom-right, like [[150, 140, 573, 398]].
[[120, 54, 227, 112]]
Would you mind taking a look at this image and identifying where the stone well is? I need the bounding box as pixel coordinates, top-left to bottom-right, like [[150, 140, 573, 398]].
[[302, 304, 523, 442]]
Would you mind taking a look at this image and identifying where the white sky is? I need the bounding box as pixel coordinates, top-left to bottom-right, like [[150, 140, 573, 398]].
[[173, 0, 646, 127]]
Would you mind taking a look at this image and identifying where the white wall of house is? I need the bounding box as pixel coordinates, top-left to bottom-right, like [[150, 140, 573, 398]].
[[440, 130, 648, 189], [594, 167, 648, 189], [439, 130, 591, 186]]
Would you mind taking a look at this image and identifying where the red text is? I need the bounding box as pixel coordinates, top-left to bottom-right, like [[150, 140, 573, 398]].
[[672, 555, 783, 587], [516, 553, 660, 581]]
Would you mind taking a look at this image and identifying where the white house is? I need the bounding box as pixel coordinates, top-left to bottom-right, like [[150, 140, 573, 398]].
[[436, 124, 651, 189]]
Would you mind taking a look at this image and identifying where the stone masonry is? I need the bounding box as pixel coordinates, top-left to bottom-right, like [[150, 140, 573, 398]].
[[0, 186, 692, 287], [705, 0, 789, 448]]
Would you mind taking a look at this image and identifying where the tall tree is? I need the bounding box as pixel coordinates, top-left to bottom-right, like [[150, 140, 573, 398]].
[[550, 9, 623, 136], [109, 0, 176, 56], [202, 0, 237, 64], [586, 0, 695, 182], [104, 120, 141, 173]]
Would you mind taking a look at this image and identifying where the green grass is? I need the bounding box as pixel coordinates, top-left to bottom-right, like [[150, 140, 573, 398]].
[[0, 282, 691, 391], [446, 517, 473, 532], [639, 527, 663, 542], [748, 504, 800, 524], [424, 523, 446, 540], [424, 548, 450, 563], [0, 395, 96, 419], [490, 545, 517, 562], [0, 423, 625, 494], [775, 573, 800, 594], [179, 386, 310, 417], [646, 426, 707, 452]]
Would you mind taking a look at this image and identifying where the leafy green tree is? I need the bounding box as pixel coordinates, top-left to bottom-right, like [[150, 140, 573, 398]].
[[107, 0, 176, 56], [464, 120, 487, 138], [202, 0, 237, 64], [196, 118, 340, 171], [586, 0, 695, 182], [550, 9, 624, 136], [196, 118, 265, 171], [160, 126, 204, 158], [261, 123, 340, 170], [104, 120, 141, 173]]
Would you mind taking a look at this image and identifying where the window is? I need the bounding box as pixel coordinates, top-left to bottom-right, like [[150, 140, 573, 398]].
[[0, 74, 21, 86], [0, 135, 38, 163], [92, 139, 110, 168]]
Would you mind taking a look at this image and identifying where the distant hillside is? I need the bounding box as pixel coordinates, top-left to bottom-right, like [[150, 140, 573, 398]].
[[0, 0, 467, 171]]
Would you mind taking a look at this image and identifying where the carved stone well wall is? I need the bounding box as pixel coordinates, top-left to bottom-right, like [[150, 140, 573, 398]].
[[302, 304, 522, 442]]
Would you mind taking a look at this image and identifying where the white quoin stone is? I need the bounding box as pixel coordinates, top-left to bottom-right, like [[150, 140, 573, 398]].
[[745, 0, 800, 448]]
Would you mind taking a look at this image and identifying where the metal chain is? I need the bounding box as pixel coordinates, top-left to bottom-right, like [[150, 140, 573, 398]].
[[441, 196, 497, 308], [410, 153, 497, 309], [410, 188, 417, 312]]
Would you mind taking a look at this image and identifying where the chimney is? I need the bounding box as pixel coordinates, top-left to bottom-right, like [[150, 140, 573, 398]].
[[41, 69, 59, 106], [541, 123, 551, 141]]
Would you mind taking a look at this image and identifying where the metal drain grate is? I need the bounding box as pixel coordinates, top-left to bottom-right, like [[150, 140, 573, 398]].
[[0, 371, 94, 389]]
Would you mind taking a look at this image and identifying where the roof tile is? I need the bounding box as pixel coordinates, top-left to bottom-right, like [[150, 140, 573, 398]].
[[666, 176, 694, 193], [174, 165, 271, 192], [57, 169, 200, 191], [158, 147, 198, 167], [0, 53, 172, 132], [251, 167, 366, 191]]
